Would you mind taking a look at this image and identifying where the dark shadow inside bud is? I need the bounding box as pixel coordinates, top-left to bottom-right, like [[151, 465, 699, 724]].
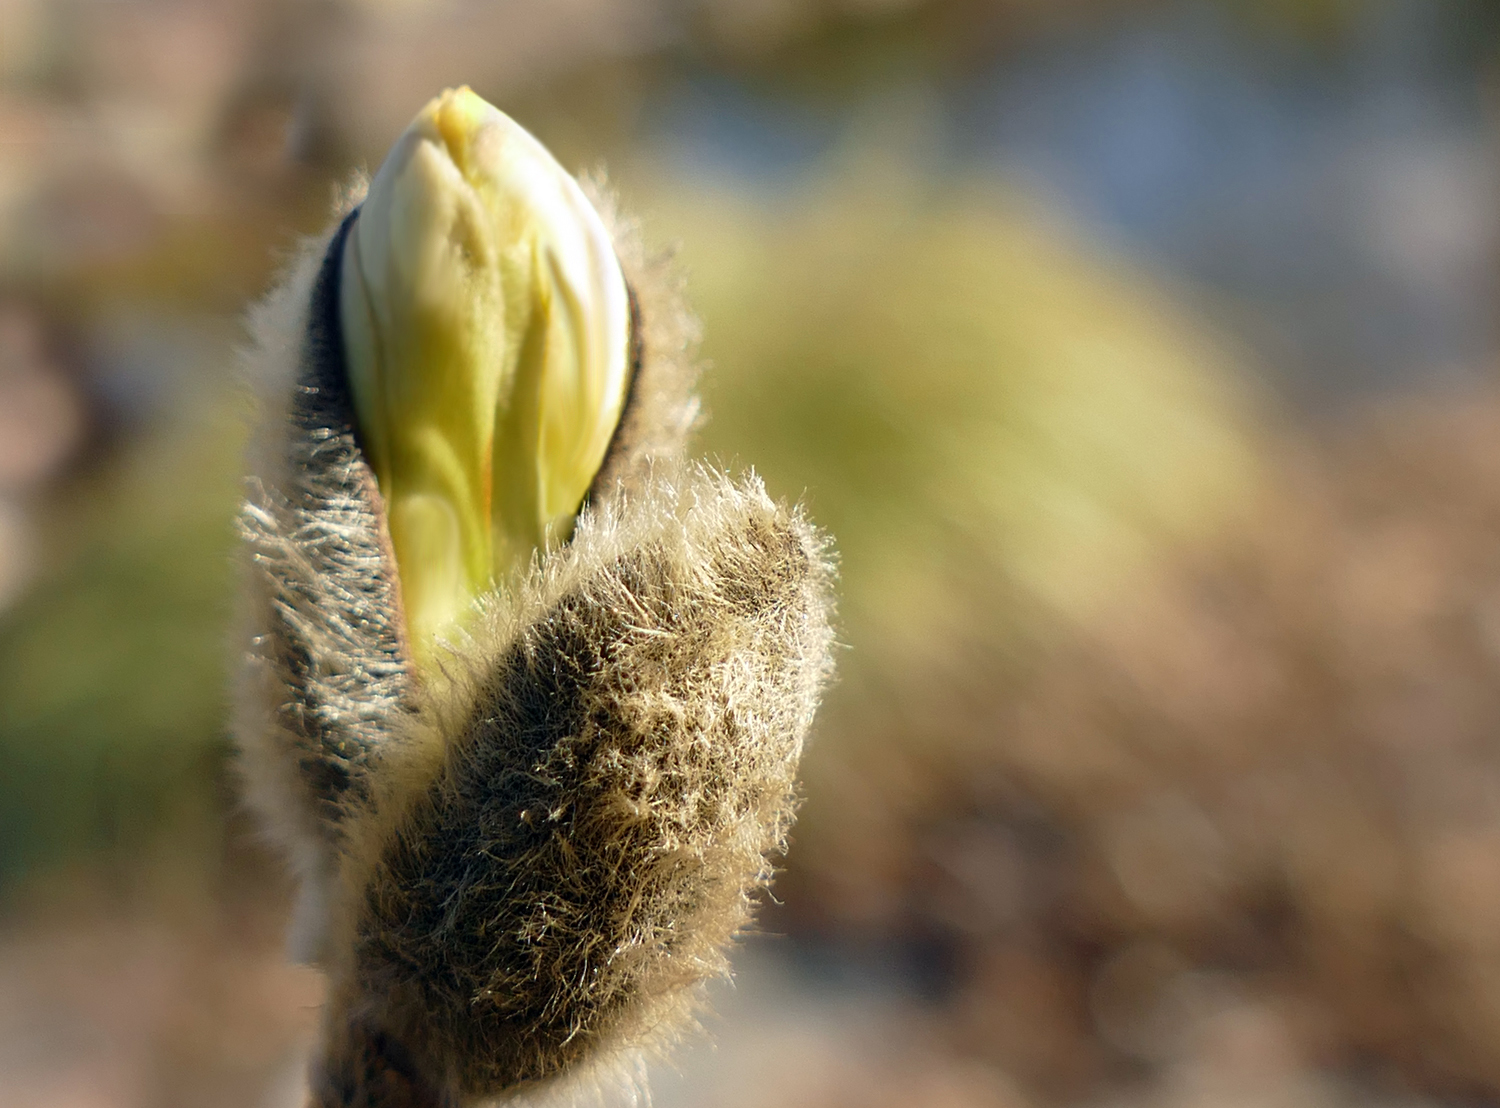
[[300, 209, 360, 453], [583, 282, 647, 512]]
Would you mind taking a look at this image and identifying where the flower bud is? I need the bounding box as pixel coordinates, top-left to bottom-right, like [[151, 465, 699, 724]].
[[236, 86, 834, 1108], [338, 86, 631, 663]]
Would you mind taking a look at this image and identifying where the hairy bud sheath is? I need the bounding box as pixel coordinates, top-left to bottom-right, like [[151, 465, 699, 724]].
[[234, 88, 835, 1106]]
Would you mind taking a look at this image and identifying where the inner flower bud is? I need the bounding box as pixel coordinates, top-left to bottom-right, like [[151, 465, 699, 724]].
[[338, 86, 631, 666]]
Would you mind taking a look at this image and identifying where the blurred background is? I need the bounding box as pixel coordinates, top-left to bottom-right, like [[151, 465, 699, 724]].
[[3, 0, 1500, 1105]]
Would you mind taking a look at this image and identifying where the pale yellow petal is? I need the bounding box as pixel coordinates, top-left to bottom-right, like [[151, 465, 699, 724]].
[[339, 87, 631, 668]]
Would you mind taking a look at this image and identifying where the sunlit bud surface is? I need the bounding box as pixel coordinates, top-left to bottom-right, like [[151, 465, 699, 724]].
[[339, 86, 631, 665]]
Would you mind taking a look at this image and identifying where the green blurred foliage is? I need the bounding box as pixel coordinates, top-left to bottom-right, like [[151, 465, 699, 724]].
[[639, 158, 1266, 680], [0, 391, 245, 885]]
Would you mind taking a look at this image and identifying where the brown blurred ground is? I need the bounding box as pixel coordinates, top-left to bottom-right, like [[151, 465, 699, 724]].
[[778, 388, 1500, 1105], [0, 848, 319, 1108]]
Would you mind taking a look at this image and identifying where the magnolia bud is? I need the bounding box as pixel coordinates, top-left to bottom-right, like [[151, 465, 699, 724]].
[[235, 87, 834, 1108], [339, 87, 632, 661]]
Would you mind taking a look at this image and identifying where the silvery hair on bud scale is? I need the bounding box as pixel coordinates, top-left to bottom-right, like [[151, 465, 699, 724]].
[[233, 174, 837, 1107]]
